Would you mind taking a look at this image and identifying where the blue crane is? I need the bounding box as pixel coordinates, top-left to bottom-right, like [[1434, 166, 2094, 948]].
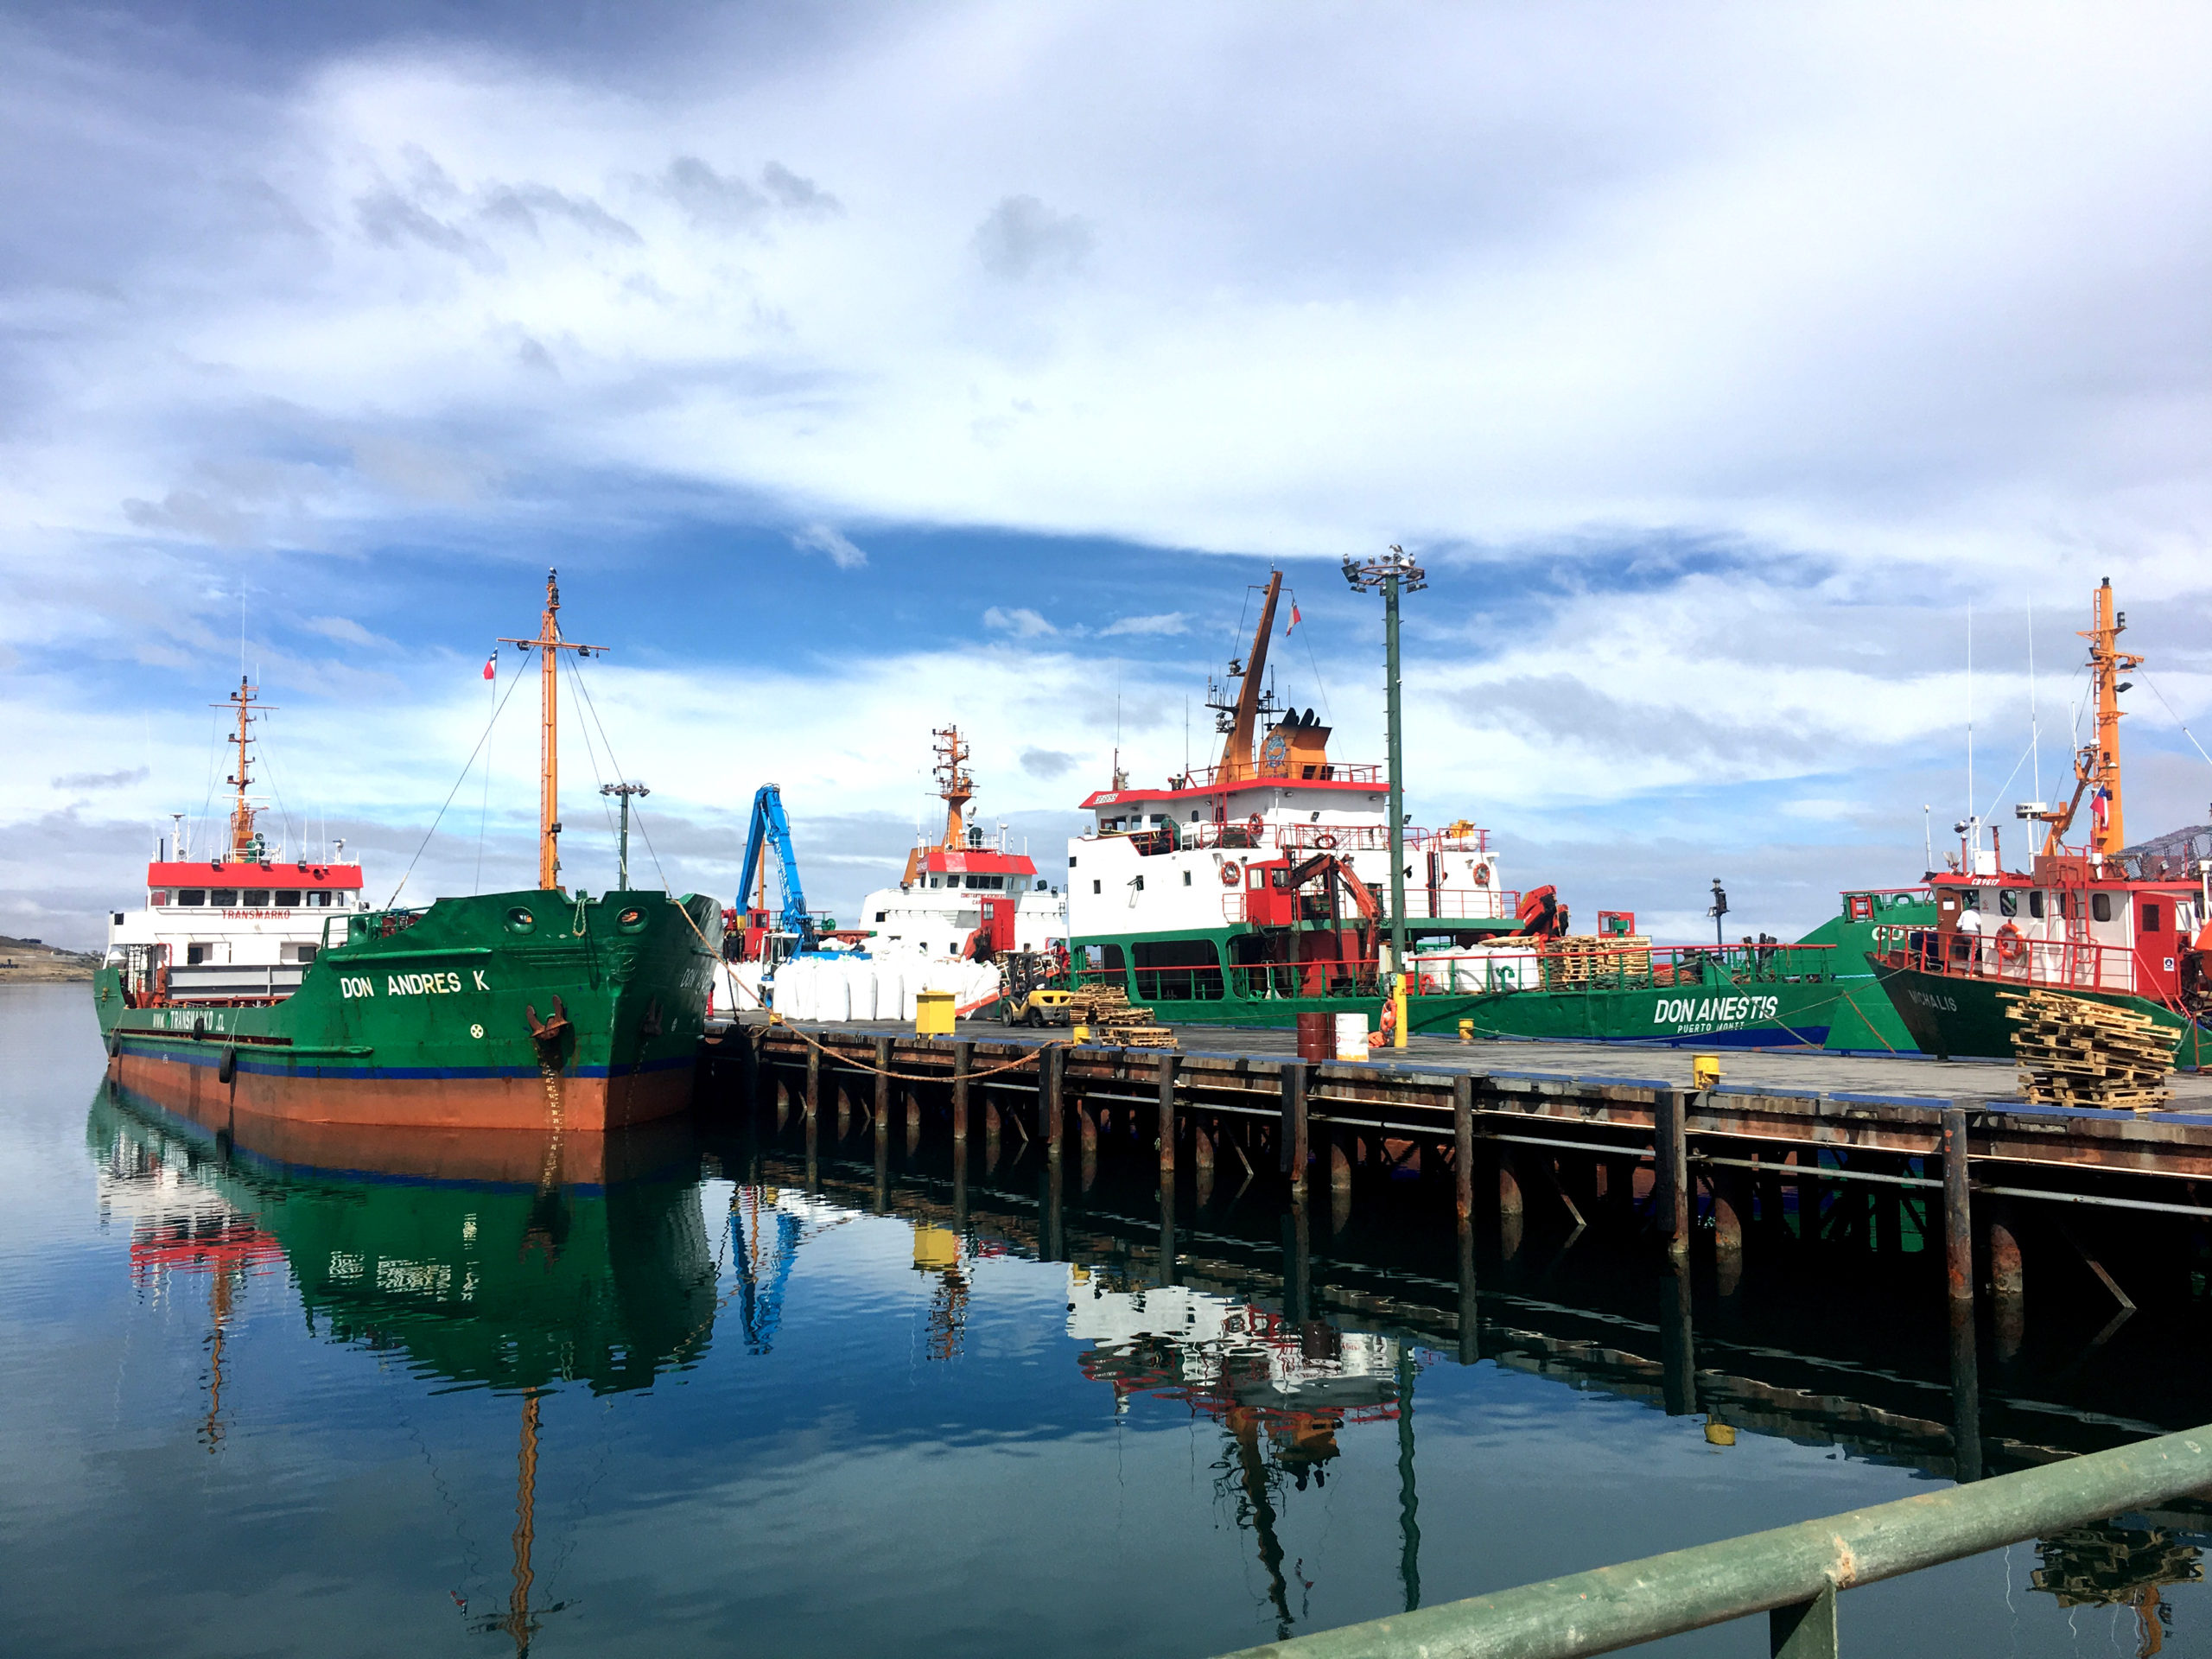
[[737, 784, 819, 957]]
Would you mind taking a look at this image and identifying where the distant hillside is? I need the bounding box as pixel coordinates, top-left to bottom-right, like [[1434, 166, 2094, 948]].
[[0, 936, 99, 982]]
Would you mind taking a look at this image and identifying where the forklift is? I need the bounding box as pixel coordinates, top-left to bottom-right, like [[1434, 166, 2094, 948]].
[[997, 948, 1075, 1028]]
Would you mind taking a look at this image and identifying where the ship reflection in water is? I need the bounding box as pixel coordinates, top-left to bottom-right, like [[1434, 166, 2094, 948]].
[[41, 1063, 2212, 1659], [87, 1084, 717, 1654], [1070, 1269, 1420, 1636]]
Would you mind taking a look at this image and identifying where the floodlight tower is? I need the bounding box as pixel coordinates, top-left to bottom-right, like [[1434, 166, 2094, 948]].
[[1342, 544, 1427, 983], [601, 781, 650, 889]]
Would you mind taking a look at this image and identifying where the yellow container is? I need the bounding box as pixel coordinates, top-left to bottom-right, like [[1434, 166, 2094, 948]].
[[1691, 1053, 1722, 1090], [915, 989, 955, 1037]]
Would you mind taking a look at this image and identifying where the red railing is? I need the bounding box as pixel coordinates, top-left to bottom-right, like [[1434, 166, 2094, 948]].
[[1104, 821, 1494, 857], [1871, 925, 2146, 998], [1222, 887, 1522, 925], [1164, 760, 1387, 789]]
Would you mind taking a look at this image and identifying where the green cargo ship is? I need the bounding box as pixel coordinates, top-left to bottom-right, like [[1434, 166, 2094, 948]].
[[94, 571, 723, 1132], [1063, 569, 1933, 1052], [1865, 580, 2209, 1071]]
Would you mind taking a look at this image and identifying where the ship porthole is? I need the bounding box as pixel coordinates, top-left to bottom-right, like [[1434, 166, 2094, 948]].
[[505, 906, 537, 933], [617, 906, 647, 931]]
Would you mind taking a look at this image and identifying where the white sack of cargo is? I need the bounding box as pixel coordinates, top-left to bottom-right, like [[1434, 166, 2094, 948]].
[[850, 963, 878, 1021], [817, 963, 851, 1022], [1454, 942, 1539, 994], [772, 958, 808, 1020]]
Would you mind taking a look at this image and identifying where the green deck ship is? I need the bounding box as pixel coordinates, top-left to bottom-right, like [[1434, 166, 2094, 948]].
[[1063, 569, 1934, 1052], [94, 571, 722, 1133]]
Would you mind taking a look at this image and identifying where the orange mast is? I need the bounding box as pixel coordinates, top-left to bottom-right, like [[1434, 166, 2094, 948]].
[[499, 569, 606, 892], [215, 677, 273, 862], [902, 726, 975, 885], [2035, 577, 2142, 861], [1212, 572, 1282, 784]]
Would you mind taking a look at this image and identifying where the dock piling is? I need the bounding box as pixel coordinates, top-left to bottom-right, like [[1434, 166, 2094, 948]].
[[1039, 1041, 1062, 1157], [1158, 1052, 1179, 1182], [1656, 1089, 1691, 1258], [1942, 1108, 1973, 1306], [951, 1039, 971, 1144], [1280, 1061, 1309, 1193], [1452, 1073, 1474, 1229]]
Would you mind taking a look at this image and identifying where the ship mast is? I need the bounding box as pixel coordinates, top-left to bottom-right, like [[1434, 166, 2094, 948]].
[[933, 725, 974, 848], [499, 570, 606, 892], [1211, 571, 1282, 784], [215, 677, 274, 863], [2032, 577, 2142, 861]]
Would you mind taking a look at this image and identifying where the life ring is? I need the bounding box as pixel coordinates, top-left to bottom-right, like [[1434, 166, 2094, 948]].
[[1472, 862, 1491, 887], [1419, 975, 1440, 995], [1995, 920, 2028, 972], [1220, 862, 1242, 887], [1313, 833, 1338, 850], [1246, 812, 1264, 840]]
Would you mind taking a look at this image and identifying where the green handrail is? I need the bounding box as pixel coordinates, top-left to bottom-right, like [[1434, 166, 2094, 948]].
[[1209, 1424, 2212, 1659]]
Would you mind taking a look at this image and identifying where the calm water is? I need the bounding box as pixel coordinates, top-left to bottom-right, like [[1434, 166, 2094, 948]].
[[5, 981, 2209, 1658]]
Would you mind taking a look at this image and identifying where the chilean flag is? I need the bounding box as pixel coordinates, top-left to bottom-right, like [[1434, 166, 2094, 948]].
[[482, 651, 496, 681], [1285, 602, 1303, 635], [2092, 785, 2112, 831]]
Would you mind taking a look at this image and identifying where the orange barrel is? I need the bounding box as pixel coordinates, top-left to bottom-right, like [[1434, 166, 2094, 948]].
[[1295, 1010, 1333, 1064]]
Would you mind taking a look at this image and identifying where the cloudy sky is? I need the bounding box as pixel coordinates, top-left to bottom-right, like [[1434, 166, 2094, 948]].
[[5, 0, 2211, 950]]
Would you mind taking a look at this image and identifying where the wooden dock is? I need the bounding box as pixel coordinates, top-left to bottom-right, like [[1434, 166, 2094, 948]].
[[702, 1018, 2212, 1346]]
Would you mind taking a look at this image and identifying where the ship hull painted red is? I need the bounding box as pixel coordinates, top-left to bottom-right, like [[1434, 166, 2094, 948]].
[[108, 1039, 695, 1134]]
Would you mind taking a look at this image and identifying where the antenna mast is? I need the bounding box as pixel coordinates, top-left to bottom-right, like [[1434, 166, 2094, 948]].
[[499, 569, 607, 891], [213, 677, 276, 863]]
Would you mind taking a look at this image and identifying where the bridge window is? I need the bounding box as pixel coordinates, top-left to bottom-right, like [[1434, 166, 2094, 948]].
[[210, 889, 238, 906], [272, 890, 297, 906], [1958, 888, 1980, 911], [243, 890, 270, 906], [304, 891, 333, 907], [1092, 880, 1101, 895], [1999, 890, 2018, 918], [149, 890, 169, 906], [175, 889, 205, 906], [1183, 870, 1192, 886], [2029, 891, 2044, 918], [2092, 893, 2113, 923]]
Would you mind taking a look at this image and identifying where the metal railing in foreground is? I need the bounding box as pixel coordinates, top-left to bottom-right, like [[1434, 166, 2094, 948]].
[[1208, 1424, 2212, 1659]]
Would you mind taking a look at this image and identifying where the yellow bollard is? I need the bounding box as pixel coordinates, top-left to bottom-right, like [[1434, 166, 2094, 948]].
[[1458, 1018, 1474, 1043], [1071, 1023, 1090, 1044], [1691, 1053, 1722, 1090]]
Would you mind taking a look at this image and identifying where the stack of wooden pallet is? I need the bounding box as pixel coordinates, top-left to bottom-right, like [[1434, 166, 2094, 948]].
[[2000, 988, 2175, 1111], [1543, 935, 1652, 988], [1070, 984, 1178, 1049]]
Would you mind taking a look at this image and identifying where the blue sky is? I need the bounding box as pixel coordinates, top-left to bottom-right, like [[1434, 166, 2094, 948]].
[[5, 1, 2212, 947]]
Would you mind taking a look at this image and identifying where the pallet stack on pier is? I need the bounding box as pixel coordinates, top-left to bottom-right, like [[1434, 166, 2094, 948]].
[[2001, 989, 2175, 1112], [1541, 935, 1651, 988], [1070, 984, 1178, 1049]]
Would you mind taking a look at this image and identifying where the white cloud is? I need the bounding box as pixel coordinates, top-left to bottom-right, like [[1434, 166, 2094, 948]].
[[303, 615, 379, 646], [982, 606, 1055, 638], [791, 524, 868, 569], [1099, 613, 1189, 637]]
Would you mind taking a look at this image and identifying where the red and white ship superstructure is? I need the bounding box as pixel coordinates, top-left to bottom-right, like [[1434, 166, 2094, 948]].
[[857, 725, 1067, 961], [101, 678, 366, 1007]]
